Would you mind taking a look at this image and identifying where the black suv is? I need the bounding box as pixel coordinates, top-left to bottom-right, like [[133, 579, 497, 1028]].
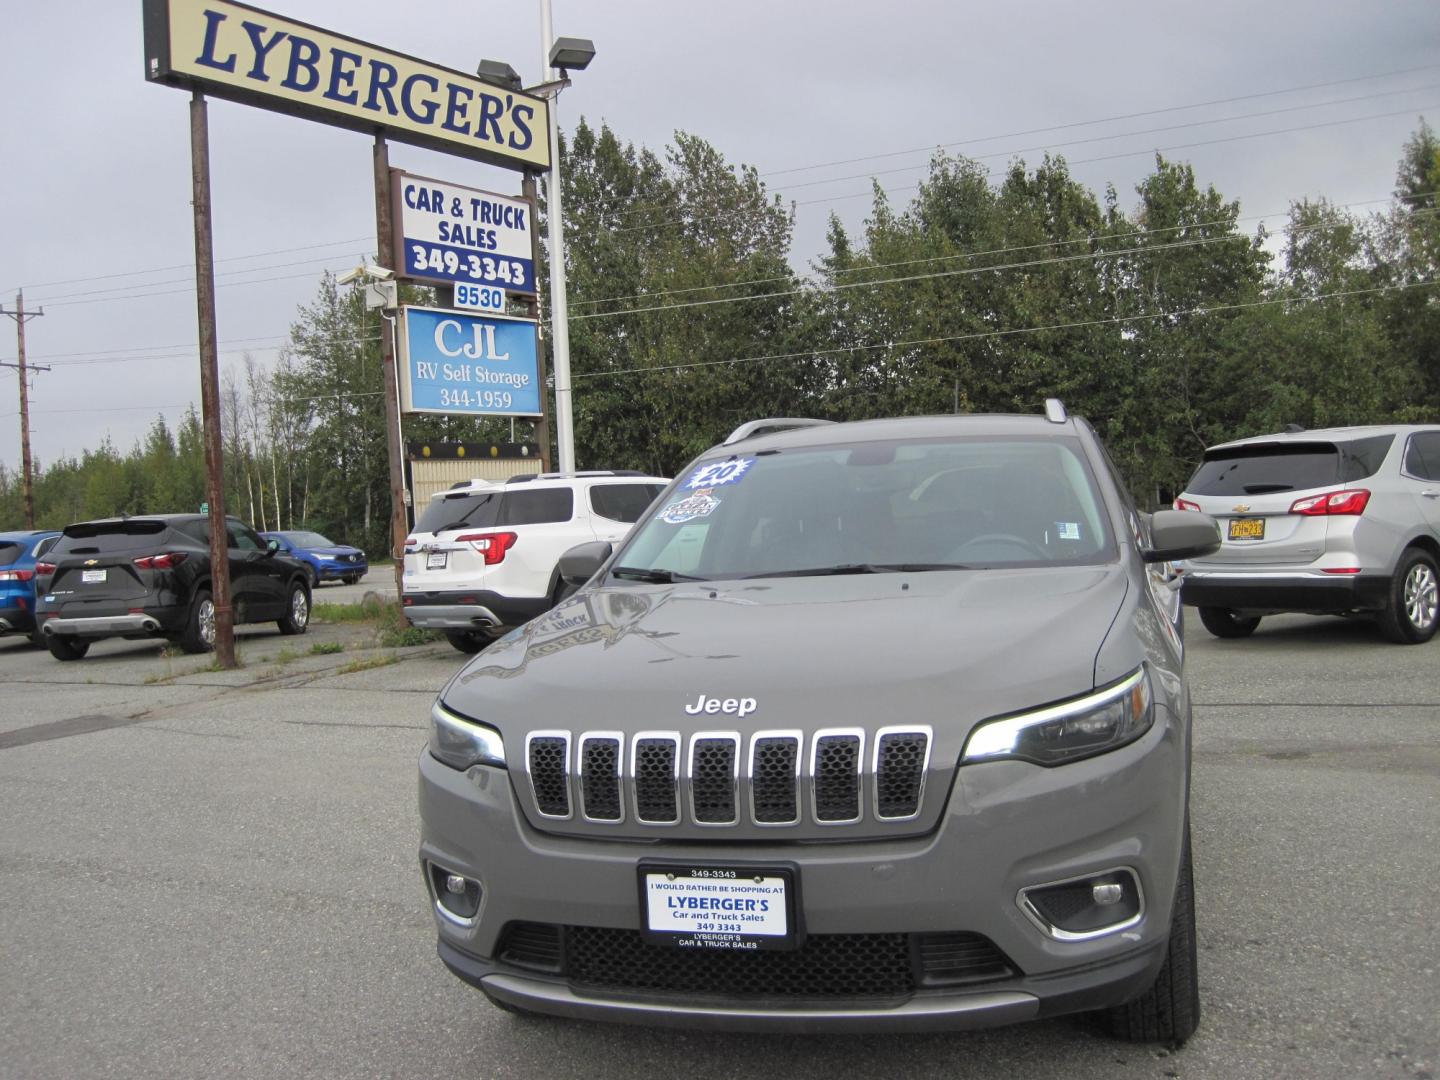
[[35, 514, 312, 660]]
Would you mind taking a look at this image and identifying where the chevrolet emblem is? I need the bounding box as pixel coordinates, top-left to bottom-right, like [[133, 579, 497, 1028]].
[[1232, 503, 1250, 513], [84, 559, 99, 566]]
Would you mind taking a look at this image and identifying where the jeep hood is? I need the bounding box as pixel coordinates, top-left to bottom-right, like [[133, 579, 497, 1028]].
[[444, 565, 1130, 734]]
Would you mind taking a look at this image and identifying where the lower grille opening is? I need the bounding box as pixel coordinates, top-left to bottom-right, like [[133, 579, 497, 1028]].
[[913, 931, 1017, 986], [492, 923, 1019, 1000], [496, 921, 564, 974]]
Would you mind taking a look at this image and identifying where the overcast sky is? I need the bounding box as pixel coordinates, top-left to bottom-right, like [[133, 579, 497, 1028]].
[[2, 0, 1437, 476]]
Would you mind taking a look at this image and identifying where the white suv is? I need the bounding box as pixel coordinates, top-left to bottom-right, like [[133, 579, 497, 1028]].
[[402, 471, 669, 653]]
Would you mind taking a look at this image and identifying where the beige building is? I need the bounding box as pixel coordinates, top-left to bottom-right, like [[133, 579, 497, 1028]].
[[406, 441, 544, 518]]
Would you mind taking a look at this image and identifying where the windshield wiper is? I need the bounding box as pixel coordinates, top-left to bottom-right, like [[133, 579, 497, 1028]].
[[748, 562, 971, 578], [610, 566, 707, 584]]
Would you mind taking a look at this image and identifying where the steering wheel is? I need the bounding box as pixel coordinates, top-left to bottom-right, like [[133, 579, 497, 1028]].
[[952, 533, 1051, 560]]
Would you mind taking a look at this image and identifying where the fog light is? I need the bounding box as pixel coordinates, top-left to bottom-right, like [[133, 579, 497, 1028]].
[[1092, 883, 1124, 906], [1019, 868, 1143, 941], [428, 863, 482, 925]]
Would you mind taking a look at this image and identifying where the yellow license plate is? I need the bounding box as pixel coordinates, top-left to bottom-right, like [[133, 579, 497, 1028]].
[[1228, 517, 1265, 541]]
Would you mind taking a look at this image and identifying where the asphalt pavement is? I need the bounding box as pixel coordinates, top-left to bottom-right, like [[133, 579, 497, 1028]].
[[0, 610, 1436, 1079]]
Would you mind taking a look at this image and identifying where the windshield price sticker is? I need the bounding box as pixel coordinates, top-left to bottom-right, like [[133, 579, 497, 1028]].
[[395, 174, 536, 295], [684, 457, 754, 491], [643, 868, 791, 950]]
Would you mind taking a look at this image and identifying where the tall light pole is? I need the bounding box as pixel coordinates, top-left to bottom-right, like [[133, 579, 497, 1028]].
[[538, 2, 594, 475]]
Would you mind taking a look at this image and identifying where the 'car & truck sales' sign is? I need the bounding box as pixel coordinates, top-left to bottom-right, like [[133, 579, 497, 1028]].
[[142, 0, 550, 171], [399, 307, 541, 417], [394, 172, 535, 296]]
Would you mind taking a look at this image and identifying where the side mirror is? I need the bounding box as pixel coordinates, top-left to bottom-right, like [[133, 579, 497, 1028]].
[[559, 541, 613, 588], [266, 539, 281, 556], [1141, 510, 1221, 563]]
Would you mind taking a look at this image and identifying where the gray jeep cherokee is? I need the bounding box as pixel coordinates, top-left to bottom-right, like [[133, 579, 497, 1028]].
[[418, 406, 1221, 1040]]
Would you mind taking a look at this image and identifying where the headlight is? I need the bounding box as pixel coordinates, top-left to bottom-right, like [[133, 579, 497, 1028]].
[[962, 667, 1153, 767], [429, 699, 507, 770]]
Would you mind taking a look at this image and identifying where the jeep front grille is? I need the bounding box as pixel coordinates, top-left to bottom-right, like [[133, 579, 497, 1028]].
[[521, 727, 932, 828]]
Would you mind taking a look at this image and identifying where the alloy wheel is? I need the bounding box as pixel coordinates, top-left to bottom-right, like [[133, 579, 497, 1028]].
[[1404, 563, 1438, 631]]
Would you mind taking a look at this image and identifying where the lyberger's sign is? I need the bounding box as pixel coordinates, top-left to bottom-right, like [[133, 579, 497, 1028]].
[[142, 0, 550, 170]]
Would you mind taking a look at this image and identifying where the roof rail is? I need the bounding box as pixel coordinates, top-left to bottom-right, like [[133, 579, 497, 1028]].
[[1043, 398, 1068, 424], [504, 470, 648, 484], [723, 418, 836, 446]]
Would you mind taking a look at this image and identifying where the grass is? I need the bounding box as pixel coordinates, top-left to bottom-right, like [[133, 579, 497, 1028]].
[[336, 655, 400, 675], [309, 641, 344, 655], [273, 646, 301, 666], [312, 596, 388, 624]]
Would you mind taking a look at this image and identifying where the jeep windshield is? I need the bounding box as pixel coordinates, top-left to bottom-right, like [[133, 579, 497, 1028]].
[[615, 437, 1115, 582]]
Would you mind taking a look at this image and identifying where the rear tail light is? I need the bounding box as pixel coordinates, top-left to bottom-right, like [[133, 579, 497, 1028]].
[[0, 569, 35, 582], [1289, 489, 1370, 516], [1173, 498, 1200, 512], [404, 536, 418, 551], [34, 561, 56, 576], [133, 552, 189, 570], [454, 531, 518, 565]]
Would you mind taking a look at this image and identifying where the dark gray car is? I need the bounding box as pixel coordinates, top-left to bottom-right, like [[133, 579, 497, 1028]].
[[417, 406, 1220, 1040]]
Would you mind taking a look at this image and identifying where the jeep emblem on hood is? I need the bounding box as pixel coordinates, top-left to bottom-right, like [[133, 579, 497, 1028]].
[[685, 694, 757, 718]]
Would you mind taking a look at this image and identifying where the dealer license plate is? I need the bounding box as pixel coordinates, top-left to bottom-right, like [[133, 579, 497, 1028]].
[[1228, 517, 1265, 541], [641, 865, 794, 951], [81, 569, 107, 584], [426, 551, 447, 570]]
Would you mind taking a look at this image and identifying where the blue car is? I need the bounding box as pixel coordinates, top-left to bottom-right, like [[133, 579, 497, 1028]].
[[0, 530, 62, 644], [261, 531, 368, 586]]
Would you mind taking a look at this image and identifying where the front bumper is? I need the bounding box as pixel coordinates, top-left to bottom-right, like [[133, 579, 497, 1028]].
[[1181, 570, 1390, 613], [437, 942, 1163, 1033], [316, 561, 367, 581], [417, 708, 1186, 1031]]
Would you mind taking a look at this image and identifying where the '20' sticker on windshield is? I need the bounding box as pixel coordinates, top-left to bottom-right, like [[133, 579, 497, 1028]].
[[684, 457, 754, 491]]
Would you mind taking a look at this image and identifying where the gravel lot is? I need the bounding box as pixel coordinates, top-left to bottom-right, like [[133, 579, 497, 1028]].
[[1, 610, 1436, 1079]]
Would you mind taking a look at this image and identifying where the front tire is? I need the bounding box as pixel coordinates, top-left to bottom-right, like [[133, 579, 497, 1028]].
[[1378, 548, 1440, 644], [445, 631, 488, 655], [277, 582, 310, 636], [343, 574, 361, 586], [1197, 606, 1260, 639], [1102, 827, 1201, 1045], [179, 591, 216, 654], [46, 634, 91, 661]]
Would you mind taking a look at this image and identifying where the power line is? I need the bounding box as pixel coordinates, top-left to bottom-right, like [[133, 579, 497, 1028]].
[[572, 279, 1439, 381], [571, 190, 1433, 313], [5, 66, 1430, 303], [610, 103, 1440, 236], [572, 206, 1440, 324], [30, 253, 371, 305], [761, 63, 1440, 178], [767, 83, 1440, 196], [0, 235, 372, 296]]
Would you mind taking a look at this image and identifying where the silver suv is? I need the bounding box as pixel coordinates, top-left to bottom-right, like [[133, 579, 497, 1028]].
[[417, 406, 1221, 1039], [1176, 425, 1440, 643], [402, 472, 668, 654]]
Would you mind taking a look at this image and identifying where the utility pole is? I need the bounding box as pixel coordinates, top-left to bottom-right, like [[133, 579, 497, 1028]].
[[0, 291, 48, 529], [189, 90, 236, 669]]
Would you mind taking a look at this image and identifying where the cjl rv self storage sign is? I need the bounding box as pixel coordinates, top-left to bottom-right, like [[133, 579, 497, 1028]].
[[394, 173, 535, 296], [399, 307, 540, 417]]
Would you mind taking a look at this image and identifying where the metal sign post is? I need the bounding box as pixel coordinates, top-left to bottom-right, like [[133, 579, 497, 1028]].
[[373, 138, 409, 598]]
